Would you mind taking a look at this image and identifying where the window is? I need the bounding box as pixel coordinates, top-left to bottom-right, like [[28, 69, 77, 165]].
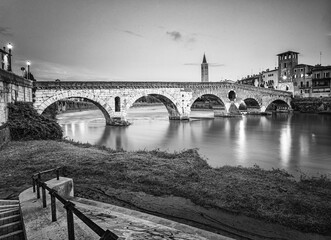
[[300, 82, 303, 87], [324, 72, 330, 78], [300, 68, 303, 72], [294, 69, 297, 73], [284, 63, 287, 68], [315, 73, 321, 79], [306, 82, 309, 87]]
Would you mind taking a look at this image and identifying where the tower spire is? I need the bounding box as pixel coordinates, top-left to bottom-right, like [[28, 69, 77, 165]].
[[201, 53, 209, 82], [202, 53, 207, 64]]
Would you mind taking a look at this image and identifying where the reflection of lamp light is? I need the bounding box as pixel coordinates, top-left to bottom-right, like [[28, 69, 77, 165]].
[[26, 61, 31, 79], [282, 75, 287, 80], [6, 43, 12, 72]]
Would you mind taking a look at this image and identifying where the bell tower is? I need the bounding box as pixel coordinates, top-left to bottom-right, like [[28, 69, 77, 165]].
[[201, 54, 209, 82]]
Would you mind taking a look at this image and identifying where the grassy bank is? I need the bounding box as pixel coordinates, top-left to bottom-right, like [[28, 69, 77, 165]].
[[1, 140, 331, 235]]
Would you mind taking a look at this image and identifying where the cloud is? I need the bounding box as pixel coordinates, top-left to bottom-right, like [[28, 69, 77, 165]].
[[184, 63, 225, 67], [166, 30, 198, 45], [123, 30, 143, 38], [166, 31, 182, 41], [13, 58, 110, 82], [209, 63, 225, 67], [0, 26, 13, 36]]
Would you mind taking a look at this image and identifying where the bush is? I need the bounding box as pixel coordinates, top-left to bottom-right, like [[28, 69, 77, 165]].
[[7, 102, 63, 140]]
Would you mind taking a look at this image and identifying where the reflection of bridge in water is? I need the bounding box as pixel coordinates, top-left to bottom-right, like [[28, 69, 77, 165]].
[[35, 81, 292, 125]]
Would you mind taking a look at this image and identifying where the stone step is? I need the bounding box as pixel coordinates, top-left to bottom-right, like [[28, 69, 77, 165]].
[[0, 208, 19, 214], [0, 200, 19, 206], [0, 209, 20, 219], [0, 230, 24, 240], [0, 221, 22, 236], [0, 205, 19, 210], [0, 215, 21, 226]]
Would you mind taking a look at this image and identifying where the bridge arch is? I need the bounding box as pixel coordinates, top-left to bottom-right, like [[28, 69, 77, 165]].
[[263, 98, 292, 112], [190, 93, 227, 117], [35, 90, 113, 124], [125, 91, 181, 119], [190, 91, 227, 109], [239, 97, 261, 113]]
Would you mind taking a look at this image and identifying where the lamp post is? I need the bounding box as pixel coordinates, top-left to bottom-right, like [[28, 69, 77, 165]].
[[1, 47, 5, 70], [7, 43, 13, 72], [26, 60, 31, 79]]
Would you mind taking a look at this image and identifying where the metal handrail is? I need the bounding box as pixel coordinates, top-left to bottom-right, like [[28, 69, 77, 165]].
[[32, 168, 118, 240]]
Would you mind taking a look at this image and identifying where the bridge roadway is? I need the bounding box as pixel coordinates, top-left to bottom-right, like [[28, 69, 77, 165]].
[[34, 81, 292, 125]]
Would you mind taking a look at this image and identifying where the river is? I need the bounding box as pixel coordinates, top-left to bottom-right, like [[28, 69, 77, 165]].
[[57, 106, 331, 177]]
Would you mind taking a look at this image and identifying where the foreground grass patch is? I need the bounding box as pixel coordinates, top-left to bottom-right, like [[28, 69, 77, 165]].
[[1, 140, 330, 234]]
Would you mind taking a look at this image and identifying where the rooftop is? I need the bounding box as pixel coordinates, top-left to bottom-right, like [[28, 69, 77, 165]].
[[277, 51, 299, 56], [293, 64, 313, 68]]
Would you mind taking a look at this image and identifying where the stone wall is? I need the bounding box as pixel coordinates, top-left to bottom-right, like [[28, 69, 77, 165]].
[[0, 125, 10, 149], [0, 69, 33, 125]]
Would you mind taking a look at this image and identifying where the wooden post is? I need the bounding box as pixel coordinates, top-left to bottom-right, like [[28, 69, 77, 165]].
[[64, 201, 75, 240], [56, 168, 60, 180], [36, 180, 40, 199], [50, 190, 57, 222], [42, 184, 47, 208], [37, 173, 41, 199], [32, 177, 35, 193]]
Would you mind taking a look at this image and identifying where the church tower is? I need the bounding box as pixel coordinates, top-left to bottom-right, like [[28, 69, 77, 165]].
[[201, 54, 209, 82]]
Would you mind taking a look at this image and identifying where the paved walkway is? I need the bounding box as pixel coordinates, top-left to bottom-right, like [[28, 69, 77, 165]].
[[19, 178, 233, 240]]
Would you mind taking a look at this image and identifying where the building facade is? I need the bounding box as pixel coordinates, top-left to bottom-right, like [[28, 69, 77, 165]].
[[277, 51, 299, 92], [293, 64, 313, 97], [201, 54, 209, 82], [237, 74, 262, 87], [311, 65, 331, 97], [262, 68, 278, 89]]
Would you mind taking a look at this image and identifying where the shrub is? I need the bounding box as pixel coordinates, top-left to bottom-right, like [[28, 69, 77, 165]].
[[7, 102, 63, 140]]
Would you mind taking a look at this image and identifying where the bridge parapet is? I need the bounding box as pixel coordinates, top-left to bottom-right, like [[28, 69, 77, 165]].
[[36, 81, 292, 96]]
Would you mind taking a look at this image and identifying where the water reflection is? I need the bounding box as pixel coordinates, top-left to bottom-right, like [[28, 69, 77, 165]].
[[280, 126, 291, 168], [58, 107, 331, 176], [236, 118, 246, 165]]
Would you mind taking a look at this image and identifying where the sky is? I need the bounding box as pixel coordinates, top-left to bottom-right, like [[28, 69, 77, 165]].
[[0, 0, 330, 82]]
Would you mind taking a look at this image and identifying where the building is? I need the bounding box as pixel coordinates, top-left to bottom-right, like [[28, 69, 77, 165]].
[[262, 68, 278, 89], [237, 74, 262, 87], [293, 64, 313, 97], [277, 51, 299, 92], [311, 65, 331, 97], [201, 54, 209, 82]]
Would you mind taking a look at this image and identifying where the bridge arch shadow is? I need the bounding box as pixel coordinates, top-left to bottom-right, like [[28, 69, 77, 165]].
[[36, 92, 113, 125], [265, 99, 291, 113], [239, 98, 261, 113], [125, 93, 181, 120], [190, 94, 226, 117]]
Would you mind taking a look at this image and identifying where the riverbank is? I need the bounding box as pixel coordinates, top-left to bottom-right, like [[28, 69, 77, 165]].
[[291, 97, 331, 113], [1, 140, 331, 239]]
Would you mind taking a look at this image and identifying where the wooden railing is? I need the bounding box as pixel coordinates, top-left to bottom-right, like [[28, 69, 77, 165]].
[[32, 167, 118, 240]]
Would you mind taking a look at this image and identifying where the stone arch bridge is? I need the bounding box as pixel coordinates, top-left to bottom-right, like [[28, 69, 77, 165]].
[[34, 81, 292, 125]]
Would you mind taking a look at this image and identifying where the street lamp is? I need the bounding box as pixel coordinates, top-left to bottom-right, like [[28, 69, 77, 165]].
[[7, 43, 13, 72], [26, 60, 31, 79]]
